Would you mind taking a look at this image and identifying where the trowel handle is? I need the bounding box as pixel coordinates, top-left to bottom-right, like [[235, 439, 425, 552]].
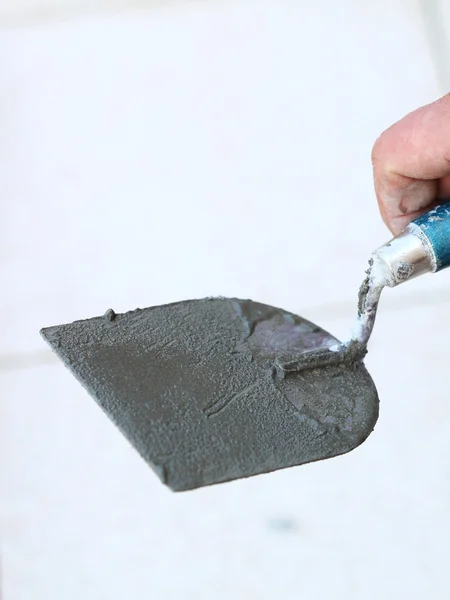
[[409, 201, 450, 272], [373, 201, 450, 287]]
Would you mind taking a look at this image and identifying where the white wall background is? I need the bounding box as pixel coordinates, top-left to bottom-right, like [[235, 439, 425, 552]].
[[1, 1, 450, 598]]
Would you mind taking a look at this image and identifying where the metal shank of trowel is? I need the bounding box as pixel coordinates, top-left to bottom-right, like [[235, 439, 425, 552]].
[[269, 202, 450, 374], [374, 201, 450, 287]]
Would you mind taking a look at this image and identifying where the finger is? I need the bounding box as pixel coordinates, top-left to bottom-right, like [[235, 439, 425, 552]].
[[374, 174, 438, 234], [372, 93, 450, 234], [437, 174, 450, 197]]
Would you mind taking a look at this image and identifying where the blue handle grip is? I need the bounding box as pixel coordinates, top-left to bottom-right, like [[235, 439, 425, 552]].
[[410, 201, 450, 271]]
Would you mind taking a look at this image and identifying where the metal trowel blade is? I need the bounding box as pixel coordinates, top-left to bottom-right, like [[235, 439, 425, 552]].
[[41, 298, 378, 492]]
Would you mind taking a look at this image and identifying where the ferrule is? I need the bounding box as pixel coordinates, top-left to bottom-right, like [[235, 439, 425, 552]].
[[373, 202, 450, 287]]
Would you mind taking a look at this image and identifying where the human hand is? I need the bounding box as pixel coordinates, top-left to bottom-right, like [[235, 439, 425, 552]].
[[372, 94, 450, 235]]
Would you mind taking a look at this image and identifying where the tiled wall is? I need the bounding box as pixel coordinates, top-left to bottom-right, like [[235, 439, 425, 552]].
[[0, 0, 169, 23], [1, 1, 450, 598]]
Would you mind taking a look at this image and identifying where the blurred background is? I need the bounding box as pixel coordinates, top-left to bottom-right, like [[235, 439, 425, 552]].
[[1, 0, 450, 598]]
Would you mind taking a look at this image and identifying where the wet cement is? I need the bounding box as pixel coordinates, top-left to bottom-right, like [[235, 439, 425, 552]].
[[41, 298, 379, 492]]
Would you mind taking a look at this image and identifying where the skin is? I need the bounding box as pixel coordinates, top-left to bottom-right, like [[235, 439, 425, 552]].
[[372, 93, 450, 234]]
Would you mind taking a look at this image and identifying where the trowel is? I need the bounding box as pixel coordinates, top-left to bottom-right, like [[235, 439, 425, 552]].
[[41, 202, 450, 491]]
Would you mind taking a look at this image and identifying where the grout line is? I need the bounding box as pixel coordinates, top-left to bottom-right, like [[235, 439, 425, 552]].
[[1, 285, 450, 373], [0, 350, 58, 372], [419, 0, 450, 94], [0, 0, 209, 30]]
